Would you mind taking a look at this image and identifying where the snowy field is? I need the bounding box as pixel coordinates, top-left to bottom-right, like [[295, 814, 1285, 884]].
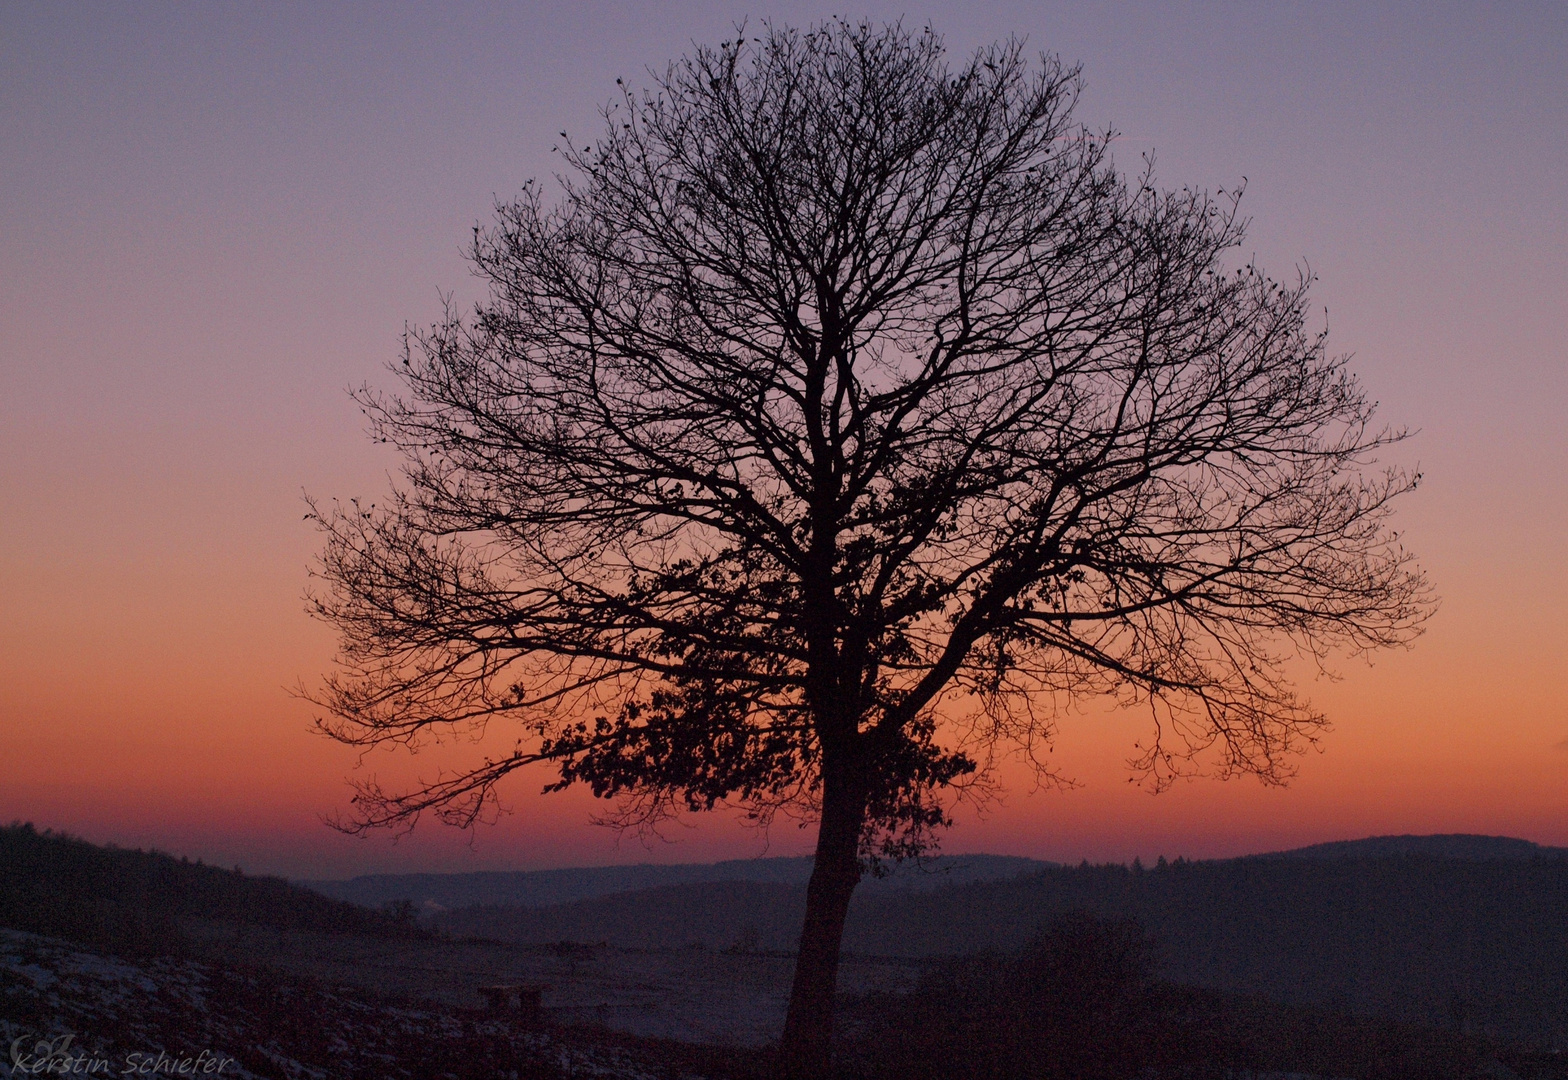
[[0, 926, 755, 1078], [182, 921, 926, 1047]]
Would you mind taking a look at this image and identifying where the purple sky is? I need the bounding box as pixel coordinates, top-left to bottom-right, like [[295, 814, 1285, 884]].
[[2, 2, 1564, 878]]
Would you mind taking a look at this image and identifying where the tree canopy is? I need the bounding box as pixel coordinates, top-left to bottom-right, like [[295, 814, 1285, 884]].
[[309, 21, 1428, 1072]]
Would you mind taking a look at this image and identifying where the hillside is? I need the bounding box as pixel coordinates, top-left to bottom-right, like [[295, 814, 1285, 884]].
[[11, 923, 1559, 1079], [444, 880, 810, 952], [0, 822, 423, 955], [0, 925, 751, 1079], [306, 834, 1568, 913], [7, 825, 1567, 1070], [1261, 833, 1568, 861], [436, 851, 1568, 1048], [302, 853, 1048, 910]]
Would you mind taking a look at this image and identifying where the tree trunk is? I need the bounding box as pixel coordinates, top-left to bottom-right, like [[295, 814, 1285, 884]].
[[779, 766, 865, 1079]]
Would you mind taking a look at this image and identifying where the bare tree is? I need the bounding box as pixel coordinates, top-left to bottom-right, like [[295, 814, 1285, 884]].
[[309, 22, 1428, 1075]]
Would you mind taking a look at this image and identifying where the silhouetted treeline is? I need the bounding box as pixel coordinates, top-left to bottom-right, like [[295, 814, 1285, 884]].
[[0, 822, 426, 955]]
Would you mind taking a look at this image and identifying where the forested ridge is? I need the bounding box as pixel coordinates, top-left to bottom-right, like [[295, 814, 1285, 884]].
[[0, 822, 424, 955]]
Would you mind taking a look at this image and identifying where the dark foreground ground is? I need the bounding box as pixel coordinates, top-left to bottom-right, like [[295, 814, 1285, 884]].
[[1, 925, 757, 1080], [6, 924, 1566, 1080]]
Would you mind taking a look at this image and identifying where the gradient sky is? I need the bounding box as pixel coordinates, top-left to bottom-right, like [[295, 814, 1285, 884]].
[[2, 2, 1563, 880]]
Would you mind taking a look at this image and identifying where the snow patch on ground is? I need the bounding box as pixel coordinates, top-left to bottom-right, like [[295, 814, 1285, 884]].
[[1, 927, 717, 1079]]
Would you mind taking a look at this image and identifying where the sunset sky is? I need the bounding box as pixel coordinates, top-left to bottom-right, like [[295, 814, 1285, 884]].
[[2, 2, 1563, 880]]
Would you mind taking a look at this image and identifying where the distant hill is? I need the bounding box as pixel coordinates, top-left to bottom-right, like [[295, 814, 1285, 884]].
[[442, 880, 809, 952], [1263, 833, 1568, 861], [305, 835, 1568, 913], [435, 849, 1568, 1047], [301, 853, 1049, 910], [0, 822, 424, 955]]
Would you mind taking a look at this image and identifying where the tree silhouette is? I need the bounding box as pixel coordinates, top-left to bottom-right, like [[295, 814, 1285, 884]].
[[309, 22, 1429, 1075]]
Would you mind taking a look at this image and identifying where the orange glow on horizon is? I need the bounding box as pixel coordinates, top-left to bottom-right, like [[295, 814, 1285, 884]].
[[1, 3, 1563, 880]]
